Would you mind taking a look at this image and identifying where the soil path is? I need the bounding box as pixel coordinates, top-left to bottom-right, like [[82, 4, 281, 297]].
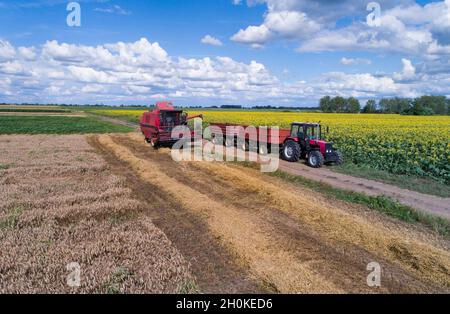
[[278, 161, 450, 219]]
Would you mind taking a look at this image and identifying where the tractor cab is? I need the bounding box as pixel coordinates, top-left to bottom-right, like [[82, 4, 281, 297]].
[[290, 123, 322, 141]]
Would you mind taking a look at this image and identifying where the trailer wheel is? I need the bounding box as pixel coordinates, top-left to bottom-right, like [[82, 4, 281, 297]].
[[281, 140, 301, 162], [249, 141, 258, 152], [225, 137, 235, 147], [211, 134, 221, 145], [307, 151, 324, 168], [258, 143, 269, 155], [240, 140, 249, 151]]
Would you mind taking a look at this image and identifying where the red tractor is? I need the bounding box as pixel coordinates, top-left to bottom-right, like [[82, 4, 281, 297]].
[[140, 102, 202, 148], [209, 122, 343, 168], [279, 122, 343, 168]]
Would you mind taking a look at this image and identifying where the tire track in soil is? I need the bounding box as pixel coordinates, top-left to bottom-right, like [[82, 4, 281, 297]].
[[97, 133, 448, 293], [88, 136, 268, 294], [114, 134, 447, 293], [95, 134, 343, 293]]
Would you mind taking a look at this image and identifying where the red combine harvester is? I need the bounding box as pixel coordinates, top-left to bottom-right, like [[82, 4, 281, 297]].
[[140, 102, 202, 148], [210, 122, 343, 168]]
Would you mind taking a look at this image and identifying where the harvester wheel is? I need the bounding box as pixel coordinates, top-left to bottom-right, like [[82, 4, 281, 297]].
[[307, 151, 324, 168], [281, 140, 301, 162], [150, 138, 159, 149]]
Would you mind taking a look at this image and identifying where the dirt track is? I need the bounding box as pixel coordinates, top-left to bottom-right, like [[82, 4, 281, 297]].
[[90, 133, 450, 293], [279, 161, 450, 219]]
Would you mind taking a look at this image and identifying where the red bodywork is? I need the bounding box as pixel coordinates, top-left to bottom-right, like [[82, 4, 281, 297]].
[[309, 139, 327, 155], [210, 123, 328, 155], [209, 123, 289, 145], [140, 102, 202, 146]]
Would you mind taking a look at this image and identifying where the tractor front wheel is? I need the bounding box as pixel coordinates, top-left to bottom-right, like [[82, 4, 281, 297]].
[[307, 151, 324, 168], [335, 150, 344, 165], [281, 141, 301, 162]]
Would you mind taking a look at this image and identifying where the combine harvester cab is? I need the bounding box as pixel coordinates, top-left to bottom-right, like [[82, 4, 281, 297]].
[[140, 101, 202, 148]]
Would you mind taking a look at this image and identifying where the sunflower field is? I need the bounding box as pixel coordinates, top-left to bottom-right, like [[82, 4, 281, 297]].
[[89, 108, 450, 183]]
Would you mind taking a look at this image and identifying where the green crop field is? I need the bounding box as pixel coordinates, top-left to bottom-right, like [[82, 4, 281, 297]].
[[0, 116, 133, 135]]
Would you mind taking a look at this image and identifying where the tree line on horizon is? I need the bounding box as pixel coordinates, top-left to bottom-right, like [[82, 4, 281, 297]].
[[319, 95, 449, 115]]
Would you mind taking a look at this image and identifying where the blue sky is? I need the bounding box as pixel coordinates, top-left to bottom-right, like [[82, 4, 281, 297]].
[[0, 0, 449, 106]]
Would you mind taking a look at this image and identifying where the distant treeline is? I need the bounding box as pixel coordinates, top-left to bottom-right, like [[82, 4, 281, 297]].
[[320, 96, 449, 115], [186, 105, 318, 110]]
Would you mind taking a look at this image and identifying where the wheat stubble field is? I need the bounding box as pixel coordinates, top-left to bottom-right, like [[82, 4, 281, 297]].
[[0, 135, 192, 293], [1, 132, 449, 293]]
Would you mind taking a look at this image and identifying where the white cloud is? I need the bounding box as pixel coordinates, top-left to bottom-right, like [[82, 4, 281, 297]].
[[234, 0, 450, 72], [393, 58, 416, 81], [340, 57, 372, 66], [18, 46, 36, 60], [94, 5, 131, 15], [0, 40, 16, 59], [0, 38, 448, 105], [231, 25, 272, 46], [201, 35, 223, 46], [231, 4, 320, 46]]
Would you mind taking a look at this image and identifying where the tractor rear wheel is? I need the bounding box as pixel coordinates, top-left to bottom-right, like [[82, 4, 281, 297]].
[[281, 140, 301, 162], [307, 151, 324, 168]]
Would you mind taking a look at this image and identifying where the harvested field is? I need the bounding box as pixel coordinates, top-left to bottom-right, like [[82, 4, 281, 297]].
[[2, 132, 449, 294], [0, 135, 192, 293], [90, 133, 450, 293]]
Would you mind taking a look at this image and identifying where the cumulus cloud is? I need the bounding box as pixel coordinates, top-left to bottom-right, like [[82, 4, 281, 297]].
[[231, 3, 319, 46], [393, 58, 416, 81], [0, 38, 448, 105], [94, 5, 132, 15], [201, 35, 223, 46], [233, 0, 450, 73], [231, 25, 272, 46], [340, 57, 372, 66]]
